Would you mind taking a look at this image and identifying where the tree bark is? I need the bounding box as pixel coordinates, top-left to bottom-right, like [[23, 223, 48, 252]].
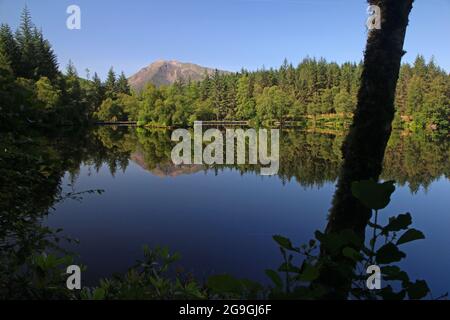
[[315, 0, 414, 298]]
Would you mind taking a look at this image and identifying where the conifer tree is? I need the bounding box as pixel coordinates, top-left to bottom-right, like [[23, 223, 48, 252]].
[[116, 71, 130, 95], [33, 28, 59, 80], [105, 67, 117, 98], [15, 6, 37, 79], [236, 75, 255, 120], [62, 60, 85, 123], [0, 24, 20, 75], [0, 50, 16, 125]]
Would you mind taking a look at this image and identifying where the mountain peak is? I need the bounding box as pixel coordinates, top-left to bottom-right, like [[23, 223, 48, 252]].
[[128, 60, 227, 91]]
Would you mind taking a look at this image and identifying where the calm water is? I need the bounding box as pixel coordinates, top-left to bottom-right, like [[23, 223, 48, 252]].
[[42, 127, 449, 294]]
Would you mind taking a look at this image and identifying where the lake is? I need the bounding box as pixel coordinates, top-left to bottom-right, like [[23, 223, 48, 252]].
[[18, 126, 450, 295]]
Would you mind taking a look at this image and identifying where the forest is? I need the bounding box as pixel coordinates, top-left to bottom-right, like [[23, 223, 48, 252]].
[[1, 8, 449, 133], [1, 4, 448, 301]]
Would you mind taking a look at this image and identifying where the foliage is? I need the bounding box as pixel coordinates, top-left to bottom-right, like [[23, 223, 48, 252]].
[[1, 9, 448, 133], [122, 56, 447, 131], [94, 98, 127, 122], [255, 180, 436, 300], [0, 8, 131, 129], [1, 6, 448, 302], [395, 56, 450, 133], [80, 246, 205, 300], [35, 76, 61, 111], [0, 129, 104, 299]]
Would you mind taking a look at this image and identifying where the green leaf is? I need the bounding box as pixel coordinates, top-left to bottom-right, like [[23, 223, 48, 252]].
[[381, 266, 409, 283], [396, 229, 425, 245], [342, 247, 363, 262], [265, 269, 283, 289], [278, 263, 301, 274], [314, 230, 362, 255], [379, 285, 406, 300], [273, 235, 297, 252], [298, 264, 319, 282], [351, 180, 395, 210], [384, 213, 412, 232], [92, 288, 106, 300], [239, 279, 263, 296], [376, 243, 406, 264], [314, 231, 345, 254], [207, 274, 245, 295], [407, 280, 429, 300]]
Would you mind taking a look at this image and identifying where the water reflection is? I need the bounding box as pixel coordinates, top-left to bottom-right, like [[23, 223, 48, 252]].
[[0, 127, 448, 298], [89, 126, 448, 190]]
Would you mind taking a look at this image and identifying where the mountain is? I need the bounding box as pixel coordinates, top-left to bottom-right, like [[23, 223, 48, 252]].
[[128, 60, 227, 91]]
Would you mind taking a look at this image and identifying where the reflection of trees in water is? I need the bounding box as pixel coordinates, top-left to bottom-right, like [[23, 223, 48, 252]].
[[95, 127, 448, 191], [89, 126, 134, 176], [277, 131, 343, 187], [1, 123, 447, 298], [134, 128, 174, 170], [382, 132, 449, 192], [0, 128, 104, 296], [10, 125, 444, 240]]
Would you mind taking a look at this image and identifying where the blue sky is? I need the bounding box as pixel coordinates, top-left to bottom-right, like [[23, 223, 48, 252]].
[[1, 0, 449, 79]]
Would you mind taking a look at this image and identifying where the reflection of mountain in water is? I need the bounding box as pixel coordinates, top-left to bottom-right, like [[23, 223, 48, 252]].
[[131, 151, 204, 177], [91, 126, 449, 193]]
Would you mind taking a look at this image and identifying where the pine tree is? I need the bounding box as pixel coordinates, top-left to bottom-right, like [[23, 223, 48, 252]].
[[33, 28, 59, 80], [211, 69, 226, 120], [279, 58, 289, 90], [15, 6, 37, 79], [0, 49, 16, 124], [224, 76, 237, 119], [395, 63, 412, 115], [105, 67, 116, 98], [65, 60, 78, 78], [92, 72, 104, 105], [406, 75, 424, 115], [412, 55, 427, 78], [421, 70, 449, 130], [116, 71, 130, 95], [62, 60, 85, 123], [236, 75, 255, 120], [200, 73, 211, 100], [333, 89, 354, 114], [0, 24, 20, 75], [85, 72, 104, 117]]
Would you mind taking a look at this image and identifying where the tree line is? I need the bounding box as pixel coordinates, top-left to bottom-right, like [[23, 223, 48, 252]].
[[1, 8, 448, 133], [130, 56, 448, 132], [0, 7, 131, 130]]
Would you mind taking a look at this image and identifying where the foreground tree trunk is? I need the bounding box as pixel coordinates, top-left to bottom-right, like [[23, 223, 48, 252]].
[[316, 0, 414, 298]]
